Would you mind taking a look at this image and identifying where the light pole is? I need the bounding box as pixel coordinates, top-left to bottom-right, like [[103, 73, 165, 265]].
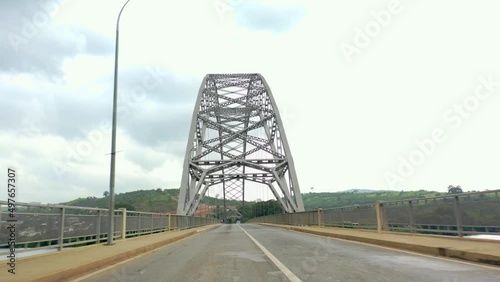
[[107, 0, 132, 246]]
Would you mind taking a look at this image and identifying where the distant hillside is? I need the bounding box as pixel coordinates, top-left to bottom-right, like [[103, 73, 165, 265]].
[[339, 189, 379, 193], [302, 190, 445, 210], [61, 189, 180, 212], [60, 188, 458, 213], [61, 188, 238, 213]]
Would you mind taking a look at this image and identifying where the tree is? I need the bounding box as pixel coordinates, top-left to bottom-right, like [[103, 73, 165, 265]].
[[251, 200, 283, 218], [238, 204, 253, 221], [115, 203, 135, 211], [448, 185, 463, 194], [103, 191, 109, 197]]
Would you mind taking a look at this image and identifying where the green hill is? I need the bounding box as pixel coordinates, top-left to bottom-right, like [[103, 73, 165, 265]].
[[61, 188, 238, 213], [61, 188, 180, 212], [60, 188, 455, 213], [302, 189, 445, 210]]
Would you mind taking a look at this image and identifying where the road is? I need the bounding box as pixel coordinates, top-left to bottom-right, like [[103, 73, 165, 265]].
[[80, 224, 500, 282]]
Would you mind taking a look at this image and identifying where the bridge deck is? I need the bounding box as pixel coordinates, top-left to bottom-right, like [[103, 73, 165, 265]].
[[0, 225, 500, 281], [0, 225, 217, 282], [259, 223, 500, 265]]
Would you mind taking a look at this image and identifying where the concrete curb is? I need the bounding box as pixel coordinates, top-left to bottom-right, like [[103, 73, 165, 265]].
[[31, 224, 220, 282], [258, 223, 500, 266]]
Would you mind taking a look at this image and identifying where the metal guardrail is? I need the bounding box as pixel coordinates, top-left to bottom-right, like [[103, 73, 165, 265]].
[[249, 189, 500, 237], [0, 201, 219, 254], [381, 190, 500, 236]]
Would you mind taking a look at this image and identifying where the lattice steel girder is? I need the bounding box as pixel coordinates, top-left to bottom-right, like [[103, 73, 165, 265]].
[[177, 73, 305, 216]]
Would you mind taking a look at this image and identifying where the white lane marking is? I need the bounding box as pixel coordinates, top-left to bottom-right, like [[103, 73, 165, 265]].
[[238, 225, 302, 282]]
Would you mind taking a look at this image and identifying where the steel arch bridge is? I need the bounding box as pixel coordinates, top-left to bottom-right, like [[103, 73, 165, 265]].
[[177, 73, 305, 216]]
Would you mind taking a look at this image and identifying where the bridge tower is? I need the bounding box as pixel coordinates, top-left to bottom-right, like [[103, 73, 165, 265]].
[[177, 74, 305, 216]]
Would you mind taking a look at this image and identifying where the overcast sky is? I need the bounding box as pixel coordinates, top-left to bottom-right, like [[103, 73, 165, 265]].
[[1, 0, 500, 204]]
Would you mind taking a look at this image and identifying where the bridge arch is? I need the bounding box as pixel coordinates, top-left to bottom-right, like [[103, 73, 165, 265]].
[[177, 74, 304, 216]]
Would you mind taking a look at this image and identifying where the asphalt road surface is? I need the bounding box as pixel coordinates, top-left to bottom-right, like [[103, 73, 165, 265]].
[[80, 224, 500, 282]]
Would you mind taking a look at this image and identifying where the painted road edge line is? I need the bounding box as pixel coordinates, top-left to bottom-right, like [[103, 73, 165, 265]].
[[238, 225, 302, 282]]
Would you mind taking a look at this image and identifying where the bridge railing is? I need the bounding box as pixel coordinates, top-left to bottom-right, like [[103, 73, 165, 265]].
[[0, 201, 219, 255], [249, 189, 500, 237], [322, 204, 378, 229], [381, 190, 500, 236]]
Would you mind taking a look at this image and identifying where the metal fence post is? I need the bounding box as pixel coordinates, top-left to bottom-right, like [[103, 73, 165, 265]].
[[121, 208, 127, 240], [318, 208, 323, 227], [150, 213, 154, 234], [340, 208, 345, 228], [356, 206, 361, 229], [138, 213, 142, 233], [453, 196, 463, 237], [408, 200, 415, 233], [376, 201, 386, 233], [59, 207, 65, 251], [168, 213, 171, 231], [96, 210, 101, 244]]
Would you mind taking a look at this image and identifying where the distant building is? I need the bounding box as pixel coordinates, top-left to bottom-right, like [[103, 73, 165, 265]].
[[194, 204, 216, 217]]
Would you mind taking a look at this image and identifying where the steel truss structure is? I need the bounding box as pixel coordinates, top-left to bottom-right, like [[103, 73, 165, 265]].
[[177, 74, 305, 216]]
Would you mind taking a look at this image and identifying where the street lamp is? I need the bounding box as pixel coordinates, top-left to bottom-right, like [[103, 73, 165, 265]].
[[107, 0, 132, 246]]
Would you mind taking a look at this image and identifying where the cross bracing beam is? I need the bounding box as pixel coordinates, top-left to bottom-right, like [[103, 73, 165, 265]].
[[177, 73, 305, 216]]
